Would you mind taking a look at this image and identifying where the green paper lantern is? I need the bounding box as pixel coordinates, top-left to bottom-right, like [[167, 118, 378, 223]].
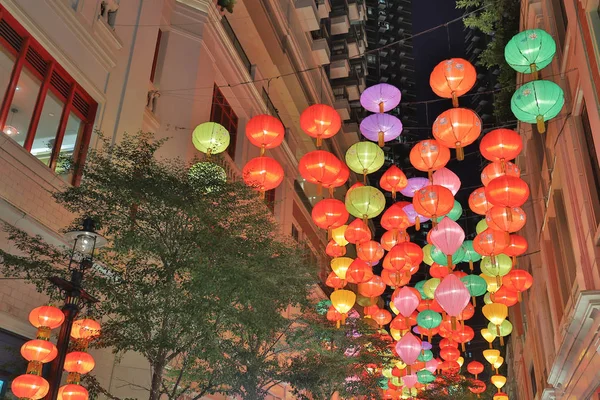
[[417, 370, 436, 384], [489, 320, 513, 337], [511, 80, 564, 133], [423, 278, 440, 299], [345, 186, 386, 220], [345, 141, 385, 180], [390, 376, 402, 387], [476, 219, 488, 234], [481, 254, 513, 279], [418, 349, 434, 362], [423, 244, 434, 266], [378, 378, 389, 390], [192, 122, 230, 155], [434, 200, 463, 222], [461, 275, 488, 298], [417, 310, 442, 329], [461, 240, 482, 270], [484, 292, 492, 304], [431, 245, 465, 266], [415, 280, 428, 299], [382, 366, 394, 379], [505, 29, 556, 77]]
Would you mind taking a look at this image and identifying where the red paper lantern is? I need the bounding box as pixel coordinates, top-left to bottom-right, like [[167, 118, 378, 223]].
[[358, 275, 386, 298], [311, 199, 349, 236], [467, 361, 485, 376], [409, 140, 451, 180], [327, 305, 342, 323], [469, 187, 493, 215], [299, 104, 341, 146], [64, 351, 95, 374], [505, 234, 528, 266], [58, 384, 89, 400], [372, 308, 393, 327], [346, 258, 374, 284], [245, 114, 285, 154], [413, 185, 455, 224], [29, 306, 64, 330], [324, 163, 350, 196], [473, 229, 510, 259], [379, 165, 408, 199], [486, 206, 527, 233], [432, 108, 482, 160], [242, 156, 284, 195], [380, 202, 411, 239], [481, 161, 520, 186], [325, 272, 347, 290], [430, 58, 477, 107], [491, 285, 519, 307], [357, 240, 384, 263], [71, 319, 101, 340], [11, 374, 49, 400], [298, 150, 343, 194], [440, 346, 460, 361], [381, 269, 410, 287], [430, 263, 451, 278], [502, 269, 533, 301], [345, 219, 372, 244], [380, 230, 402, 251], [326, 240, 346, 257], [485, 176, 530, 208], [469, 379, 487, 394], [480, 128, 523, 163], [21, 339, 57, 363]]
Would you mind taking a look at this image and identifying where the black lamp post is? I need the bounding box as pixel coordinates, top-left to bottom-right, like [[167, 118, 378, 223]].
[[44, 217, 106, 400]]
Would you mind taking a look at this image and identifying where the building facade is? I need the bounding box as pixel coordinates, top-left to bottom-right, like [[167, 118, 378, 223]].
[[505, 0, 600, 399], [0, 0, 362, 398]]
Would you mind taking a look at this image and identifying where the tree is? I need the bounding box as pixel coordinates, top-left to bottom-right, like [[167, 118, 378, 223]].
[[0, 133, 383, 400], [456, 0, 521, 122]]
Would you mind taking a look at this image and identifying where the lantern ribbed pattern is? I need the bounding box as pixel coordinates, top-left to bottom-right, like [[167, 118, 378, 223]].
[[245, 114, 285, 153], [511, 80, 564, 133], [412, 185, 455, 222], [192, 122, 230, 155], [299, 104, 341, 146], [71, 319, 101, 340], [409, 140, 450, 179], [242, 157, 284, 193], [429, 58, 477, 107], [480, 129, 523, 162], [345, 142, 385, 181], [485, 176, 530, 208], [504, 29, 556, 75], [330, 289, 356, 316], [360, 83, 401, 113], [311, 199, 349, 232], [64, 351, 96, 374], [379, 165, 408, 199], [58, 384, 89, 400], [11, 374, 49, 400], [345, 186, 386, 221], [299, 150, 343, 192], [21, 339, 57, 363], [344, 219, 371, 244], [29, 306, 64, 330], [360, 113, 403, 147], [481, 162, 520, 186], [432, 108, 482, 160]]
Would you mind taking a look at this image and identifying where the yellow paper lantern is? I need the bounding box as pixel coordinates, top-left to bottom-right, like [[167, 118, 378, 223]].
[[192, 122, 230, 155], [481, 254, 513, 286], [491, 374, 507, 390], [331, 257, 353, 280], [489, 320, 513, 339], [482, 303, 508, 326], [494, 393, 509, 400], [481, 328, 496, 348], [390, 328, 402, 341], [483, 349, 500, 365], [480, 273, 500, 293], [423, 278, 441, 299], [493, 356, 504, 370], [389, 301, 399, 315], [330, 289, 356, 326], [457, 356, 464, 367], [476, 219, 488, 234], [345, 186, 386, 223], [331, 225, 349, 246], [423, 244, 434, 266], [345, 142, 385, 182]]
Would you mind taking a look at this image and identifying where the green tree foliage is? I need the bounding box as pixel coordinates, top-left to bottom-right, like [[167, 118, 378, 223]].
[[456, 0, 521, 122], [0, 133, 384, 400]]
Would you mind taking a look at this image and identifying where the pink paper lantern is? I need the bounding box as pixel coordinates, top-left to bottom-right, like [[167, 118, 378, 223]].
[[432, 167, 461, 195], [393, 287, 420, 318], [434, 274, 470, 319], [425, 358, 440, 373], [402, 374, 418, 388], [400, 177, 430, 198], [395, 332, 422, 365], [429, 217, 465, 267], [360, 83, 401, 113], [360, 113, 403, 147]]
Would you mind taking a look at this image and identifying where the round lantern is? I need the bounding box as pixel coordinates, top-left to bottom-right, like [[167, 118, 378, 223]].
[[429, 58, 477, 107], [486, 206, 527, 233], [324, 163, 349, 196], [432, 108, 482, 160], [345, 142, 385, 182], [511, 80, 564, 133], [345, 186, 386, 222], [372, 308, 393, 327], [21, 339, 57, 363], [360, 113, 403, 147], [481, 161, 521, 186], [505, 29, 556, 78], [481, 254, 513, 283], [505, 234, 529, 266], [469, 187, 493, 215], [64, 351, 96, 374], [71, 319, 101, 340], [473, 229, 510, 260], [380, 202, 410, 238], [480, 129, 523, 164], [299, 150, 343, 194], [440, 346, 460, 362], [242, 157, 284, 196], [486, 176, 530, 210], [491, 285, 519, 307], [360, 83, 401, 113], [380, 230, 400, 251], [358, 275, 386, 299], [357, 240, 385, 263], [326, 239, 346, 257], [417, 370, 435, 384], [494, 392, 509, 400], [330, 257, 353, 280], [245, 114, 285, 154], [58, 384, 89, 400], [432, 167, 461, 195], [299, 104, 341, 146], [330, 289, 356, 325], [488, 320, 514, 339], [400, 177, 430, 198], [11, 374, 49, 400], [409, 140, 451, 180], [29, 306, 64, 330], [470, 380, 487, 395], [312, 199, 349, 237], [345, 218, 372, 244], [192, 122, 230, 156], [412, 185, 454, 226], [503, 269, 533, 301], [467, 361, 484, 378], [461, 241, 482, 271], [461, 274, 488, 306], [379, 165, 408, 199], [423, 278, 441, 299]]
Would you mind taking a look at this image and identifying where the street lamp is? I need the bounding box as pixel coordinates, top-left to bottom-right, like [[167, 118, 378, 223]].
[[43, 217, 106, 400]]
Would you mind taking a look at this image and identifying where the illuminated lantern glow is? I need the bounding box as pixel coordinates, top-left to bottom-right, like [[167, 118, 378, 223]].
[[400, 177, 430, 198], [372, 308, 393, 327], [71, 319, 101, 341], [330, 289, 356, 326], [494, 392, 509, 400], [311, 199, 349, 239], [423, 278, 441, 300], [511, 80, 564, 133], [395, 332, 422, 367], [430, 58, 477, 107], [29, 306, 64, 330], [393, 287, 420, 321], [381, 269, 410, 288], [417, 370, 435, 384], [429, 217, 465, 270], [299, 150, 342, 195], [326, 240, 346, 257], [299, 104, 341, 147], [192, 122, 230, 156], [439, 346, 460, 361], [480, 128, 523, 165], [430, 263, 451, 278], [483, 349, 501, 365], [409, 140, 451, 180], [330, 257, 353, 280], [11, 374, 49, 400], [326, 305, 342, 324], [481, 161, 521, 186], [58, 384, 89, 400], [481, 328, 496, 348], [324, 163, 350, 197], [245, 114, 285, 155], [486, 206, 527, 233], [380, 230, 401, 251], [403, 204, 430, 232], [64, 351, 95, 374], [357, 240, 385, 263], [360, 83, 401, 113], [432, 108, 482, 160], [453, 325, 474, 351], [505, 234, 529, 267], [346, 258, 374, 284], [462, 241, 482, 271], [482, 303, 509, 345], [467, 361, 485, 378], [380, 202, 411, 237], [470, 380, 487, 394], [434, 274, 471, 329], [481, 254, 513, 287], [345, 142, 385, 183], [325, 272, 346, 290], [380, 165, 408, 199], [491, 375, 507, 391], [242, 157, 284, 196], [473, 229, 510, 261], [345, 219, 372, 244], [390, 312, 418, 331], [469, 187, 493, 215], [358, 275, 386, 299], [21, 340, 57, 363], [432, 167, 461, 195], [430, 244, 465, 267], [394, 241, 424, 268], [461, 274, 487, 306], [412, 185, 454, 228], [331, 225, 349, 246], [345, 186, 386, 223], [360, 113, 403, 147], [489, 320, 513, 340], [505, 29, 556, 79], [503, 269, 533, 301]]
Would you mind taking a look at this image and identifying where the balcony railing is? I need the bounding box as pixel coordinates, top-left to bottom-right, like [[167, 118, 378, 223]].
[[221, 16, 252, 75]]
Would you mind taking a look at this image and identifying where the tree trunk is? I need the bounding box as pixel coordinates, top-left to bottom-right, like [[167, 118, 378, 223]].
[[149, 362, 164, 400]]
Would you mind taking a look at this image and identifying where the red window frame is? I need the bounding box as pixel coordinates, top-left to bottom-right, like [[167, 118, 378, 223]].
[[209, 84, 238, 159], [150, 29, 162, 83], [264, 188, 275, 212], [0, 5, 97, 186]]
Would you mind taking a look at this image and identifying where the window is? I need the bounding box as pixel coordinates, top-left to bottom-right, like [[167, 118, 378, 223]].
[[0, 6, 97, 185], [551, 0, 568, 49], [581, 100, 600, 225], [291, 224, 299, 242], [530, 365, 537, 397], [209, 84, 238, 158], [150, 29, 162, 83], [264, 188, 275, 213]]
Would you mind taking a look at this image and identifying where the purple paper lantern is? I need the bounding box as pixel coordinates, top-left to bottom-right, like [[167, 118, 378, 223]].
[[422, 341, 433, 350], [360, 83, 401, 113], [400, 177, 430, 198], [359, 113, 403, 147], [403, 204, 431, 225]]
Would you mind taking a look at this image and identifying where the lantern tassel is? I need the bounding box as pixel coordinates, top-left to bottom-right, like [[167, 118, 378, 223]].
[[206, 147, 212, 160], [317, 183, 323, 197], [329, 187, 334, 198], [392, 189, 396, 200], [428, 334, 432, 343], [260, 146, 266, 156], [316, 135, 323, 148], [506, 206, 513, 222], [363, 169, 367, 184], [489, 342, 493, 349], [462, 342, 466, 352], [518, 291, 523, 302], [496, 274, 501, 288], [469, 260, 474, 271], [536, 115, 546, 133], [428, 169, 433, 183], [379, 101, 385, 113], [472, 296, 476, 307], [415, 216, 420, 231], [260, 190, 266, 199], [336, 320, 341, 329], [451, 316, 457, 331], [512, 255, 517, 267], [328, 228, 332, 241], [447, 255, 453, 271], [363, 215, 369, 227], [530, 63, 538, 80], [341, 314, 347, 326], [451, 91, 459, 108], [378, 131, 385, 147], [500, 158, 506, 173], [456, 145, 464, 161]]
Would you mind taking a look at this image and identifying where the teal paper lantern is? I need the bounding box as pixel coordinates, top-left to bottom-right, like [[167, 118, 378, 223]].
[[511, 80, 564, 133], [505, 29, 556, 78], [461, 274, 488, 305], [434, 200, 463, 222], [418, 349, 434, 362], [417, 310, 442, 329], [461, 240, 482, 271], [417, 370, 436, 384], [431, 245, 465, 266], [415, 280, 428, 300]]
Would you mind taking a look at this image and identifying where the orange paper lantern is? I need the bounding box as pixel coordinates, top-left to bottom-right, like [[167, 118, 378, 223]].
[[64, 352, 95, 374], [312, 199, 349, 237], [300, 104, 341, 147], [245, 114, 285, 154], [242, 156, 284, 195], [358, 275, 386, 298], [11, 374, 49, 400], [481, 161, 520, 186], [480, 128, 523, 163], [430, 58, 477, 107], [298, 150, 343, 195], [413, 185, 455, 225], [380, 165, 408, 200], [432, 108, 482, 160], [409, 140, 451, 180], [469, 187, 493, 215]]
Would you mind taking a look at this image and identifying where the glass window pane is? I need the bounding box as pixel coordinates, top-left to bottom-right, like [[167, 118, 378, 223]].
[[5, 68, 41, 147], [0, 46, 16, 105], [57, 111, 84, 182], [31, 90, 65, 166]]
